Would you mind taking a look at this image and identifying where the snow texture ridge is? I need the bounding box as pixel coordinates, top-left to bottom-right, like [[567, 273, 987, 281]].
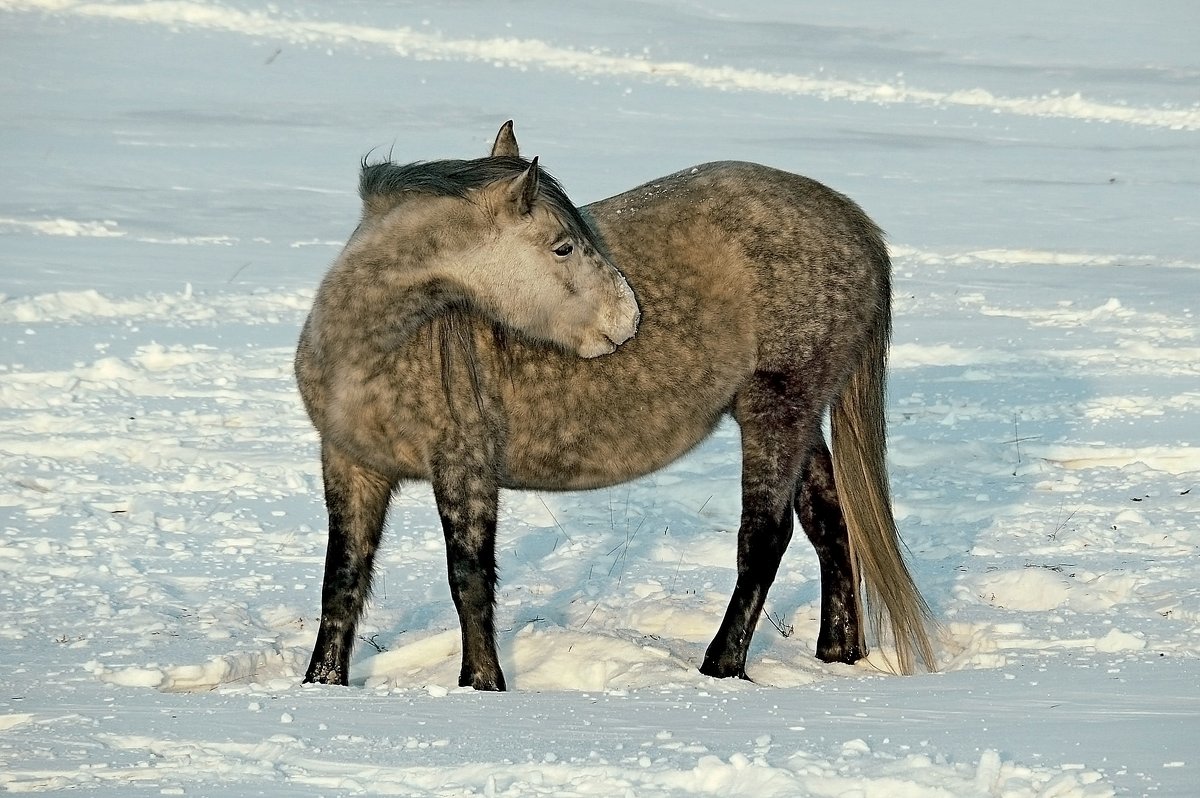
[[3, 0, 1199, 130]]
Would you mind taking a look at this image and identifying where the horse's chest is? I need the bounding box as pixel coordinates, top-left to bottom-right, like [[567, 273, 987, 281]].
[[324, 365, 439, 479]]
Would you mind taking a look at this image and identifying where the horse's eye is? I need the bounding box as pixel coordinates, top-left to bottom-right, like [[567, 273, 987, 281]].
[[553, 242, 574, 258]]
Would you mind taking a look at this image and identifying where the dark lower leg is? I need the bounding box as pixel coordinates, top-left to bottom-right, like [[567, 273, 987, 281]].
[[701, 383, 812, 680], [444, 533, 503, 690], [797, 442, 863, 664], [432, 450, 504, 691], [305, 445, 394, 685], [700, 503, 794, 679]]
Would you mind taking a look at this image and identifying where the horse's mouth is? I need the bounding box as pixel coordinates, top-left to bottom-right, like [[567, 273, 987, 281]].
[[577, 334, 621, 359]]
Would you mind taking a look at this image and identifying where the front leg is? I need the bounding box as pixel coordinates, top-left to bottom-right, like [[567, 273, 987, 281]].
[[304, 443, 395, 685], [431, 441, 505, 691]]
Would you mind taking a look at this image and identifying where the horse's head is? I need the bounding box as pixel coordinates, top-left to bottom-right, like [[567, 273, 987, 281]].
[[353, 136, 638, 359], [464, 155, 640, 358]]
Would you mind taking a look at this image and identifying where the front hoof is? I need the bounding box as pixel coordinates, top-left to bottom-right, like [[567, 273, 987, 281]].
[[460, 669, 506, 692], [303, 662, 349, 686]]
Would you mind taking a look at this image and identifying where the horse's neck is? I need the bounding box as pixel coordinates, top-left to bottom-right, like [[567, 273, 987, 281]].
[[386, 277, 466, 340], [316, 263, 470, 353]]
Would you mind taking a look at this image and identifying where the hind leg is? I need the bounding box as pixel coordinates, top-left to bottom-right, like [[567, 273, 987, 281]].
[[796, 441, 864, 664], [701, 373, 818, 680], [305, 444, 395, 685]]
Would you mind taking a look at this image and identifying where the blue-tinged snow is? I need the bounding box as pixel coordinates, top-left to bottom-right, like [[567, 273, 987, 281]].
[[1, 1, 1197, 795]]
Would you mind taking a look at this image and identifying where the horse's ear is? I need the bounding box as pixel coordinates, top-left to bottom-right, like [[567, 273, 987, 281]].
[[505, 156, 539, 215], [490, 120, 519, 158]]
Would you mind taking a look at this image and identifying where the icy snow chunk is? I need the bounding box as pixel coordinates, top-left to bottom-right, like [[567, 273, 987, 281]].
[[1093, 629, 1145, 653], [974, 568, 1069, 611], [99, 665, 167, 689], [974, 749, 1003, 791]]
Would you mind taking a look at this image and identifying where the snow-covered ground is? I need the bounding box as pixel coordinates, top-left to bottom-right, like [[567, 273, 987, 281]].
[[2, 1, 1198, 795]]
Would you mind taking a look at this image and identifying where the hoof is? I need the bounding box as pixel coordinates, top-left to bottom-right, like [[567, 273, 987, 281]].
[[460, 668, 506, 692], [698, 655, 749, 681], [815, 641, 864, 666], [303, 662, 349, 686]]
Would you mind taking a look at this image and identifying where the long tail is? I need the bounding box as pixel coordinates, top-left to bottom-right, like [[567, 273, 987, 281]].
[[830, 297, 937, 674]]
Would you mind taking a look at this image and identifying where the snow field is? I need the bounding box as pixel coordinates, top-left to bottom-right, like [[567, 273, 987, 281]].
[[2, 0, 1199, 795]]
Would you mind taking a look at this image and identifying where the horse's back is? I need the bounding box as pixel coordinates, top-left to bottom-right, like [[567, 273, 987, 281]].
[[593, 160, 880, 235], [591, 160, 890, 373]]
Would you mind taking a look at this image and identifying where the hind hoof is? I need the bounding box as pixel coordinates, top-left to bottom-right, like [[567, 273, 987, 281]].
[[699, 654, 749, 681], [816, 640, 864, 665]]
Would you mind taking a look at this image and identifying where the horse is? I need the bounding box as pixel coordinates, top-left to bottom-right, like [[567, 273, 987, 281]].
[[294, 121, 936, 690]]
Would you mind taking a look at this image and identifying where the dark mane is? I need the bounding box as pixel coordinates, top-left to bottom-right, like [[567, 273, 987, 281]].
[[359, 156, 603, 251]]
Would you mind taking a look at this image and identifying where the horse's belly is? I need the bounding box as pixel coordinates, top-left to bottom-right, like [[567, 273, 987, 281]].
[[498, 363, 737, 491], [496, 294, 753, 490], [502, 411, 725, 491]]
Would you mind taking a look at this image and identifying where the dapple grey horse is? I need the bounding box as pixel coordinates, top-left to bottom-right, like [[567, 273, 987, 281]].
[[295, 121, 935, 690]]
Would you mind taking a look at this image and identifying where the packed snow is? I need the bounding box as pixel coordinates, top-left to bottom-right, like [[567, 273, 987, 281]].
[[1, 1, 1197, 795]]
